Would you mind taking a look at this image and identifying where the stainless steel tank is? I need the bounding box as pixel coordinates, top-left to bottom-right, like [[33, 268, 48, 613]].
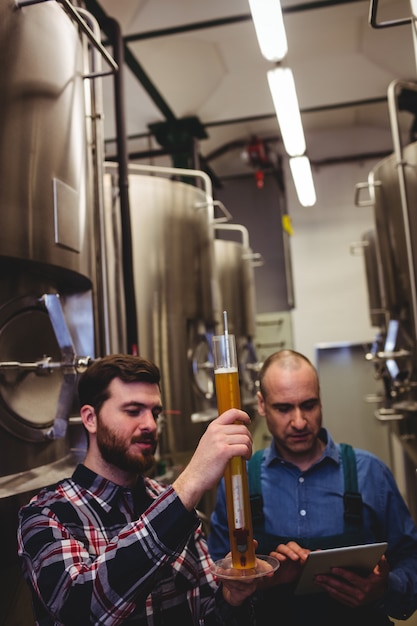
[[368, 142, 417, 383], [353, 82, 417, 524], [0, 1, 95, 280], [103, 163, 221, 463], [0, 0, 101, 443], [0, 1, 106, 621], [365, 140, 417, 523], [213, 225, 261, 411], [213, 232, 257, 339]]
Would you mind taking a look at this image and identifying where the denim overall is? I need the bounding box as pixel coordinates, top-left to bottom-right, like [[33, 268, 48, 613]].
[[247, 444, 392, 626]]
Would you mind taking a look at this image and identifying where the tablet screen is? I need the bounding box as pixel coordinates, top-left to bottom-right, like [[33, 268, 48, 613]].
[[294, 542, 388, 595]]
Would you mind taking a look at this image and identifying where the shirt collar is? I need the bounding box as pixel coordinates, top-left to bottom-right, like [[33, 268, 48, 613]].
[[264, 427, 340, 467], [72, 463, 145, 513]]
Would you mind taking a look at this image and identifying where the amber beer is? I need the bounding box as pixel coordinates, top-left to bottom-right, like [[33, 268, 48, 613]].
[[213, 334, 256, 570]]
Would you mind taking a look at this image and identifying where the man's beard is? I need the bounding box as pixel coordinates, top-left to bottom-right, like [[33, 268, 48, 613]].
[[97, 420, 156, 474]]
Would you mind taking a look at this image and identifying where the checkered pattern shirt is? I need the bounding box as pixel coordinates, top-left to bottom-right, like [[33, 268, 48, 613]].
[[17, 464, 246, 626]]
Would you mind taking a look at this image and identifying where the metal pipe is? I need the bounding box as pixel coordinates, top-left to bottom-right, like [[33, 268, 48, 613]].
[[15, 0, 118, 73], [368, 0, 412, 29], [77, 7, 112, 356], [213, 223, 264, 267], [106, 161, 216, 223], [119, 0, 366, 43], [105, 17, 138, 355], [83, 0, 176, 122], [214, 223, 250, 249]]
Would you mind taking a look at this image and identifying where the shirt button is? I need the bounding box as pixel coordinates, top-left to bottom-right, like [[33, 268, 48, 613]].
[[300, 510, 306, 516], [299, 477, 304, 483]]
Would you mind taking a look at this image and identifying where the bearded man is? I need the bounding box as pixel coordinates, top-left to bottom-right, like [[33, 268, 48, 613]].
[[18, 354, 260, 625]]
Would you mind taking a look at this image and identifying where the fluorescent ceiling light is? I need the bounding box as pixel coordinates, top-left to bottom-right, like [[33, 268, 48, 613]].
[[248, 0, 288, 62], [289, 156, 316, 207], [267, 67, 306, 157]]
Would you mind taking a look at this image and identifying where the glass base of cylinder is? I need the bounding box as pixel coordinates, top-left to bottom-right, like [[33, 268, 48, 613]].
[[210, 554, 279, 580]]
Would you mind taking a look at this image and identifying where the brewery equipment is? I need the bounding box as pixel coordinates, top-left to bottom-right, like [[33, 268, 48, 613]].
[[213, 224, 263, 412], [0, 1, 116, 620], [0, 2, 264, 621], [355, 74, 417, 521], [103, 162, 222, 465]]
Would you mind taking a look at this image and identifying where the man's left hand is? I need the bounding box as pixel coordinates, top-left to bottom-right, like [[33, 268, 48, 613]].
[[218, 554, 275, 606], [314, 555, 390, 607]]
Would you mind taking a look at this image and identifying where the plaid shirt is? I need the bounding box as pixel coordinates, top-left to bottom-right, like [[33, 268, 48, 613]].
[[17, 464, 249, 626]]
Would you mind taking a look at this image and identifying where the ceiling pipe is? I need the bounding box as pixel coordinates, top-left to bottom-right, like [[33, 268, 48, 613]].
[[88, 0, 387, 186], [104, 96, 389, 167], [83, 0, 177, 121], [86, 0, 368, 127], [215, 149, 393, 183], [121, 0, 365, 43]]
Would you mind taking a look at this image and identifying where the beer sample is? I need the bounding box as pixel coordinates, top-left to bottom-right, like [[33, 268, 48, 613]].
[[213, 330, 256, 570]]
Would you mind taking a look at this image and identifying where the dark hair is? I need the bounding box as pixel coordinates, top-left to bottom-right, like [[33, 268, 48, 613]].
[[78, 354, 161, 414], [258, 349, 318, 397]]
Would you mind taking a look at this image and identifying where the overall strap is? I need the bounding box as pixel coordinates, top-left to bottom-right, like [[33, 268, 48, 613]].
[[248, 449, 265, 526], [340, 443, 363, 527]]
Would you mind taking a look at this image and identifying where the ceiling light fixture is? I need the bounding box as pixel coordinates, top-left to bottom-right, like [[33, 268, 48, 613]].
[[248, 0, 316, 205], [267, 66, 306, 157], [289, 156, 317, 207], [247, 0, 288, 62]]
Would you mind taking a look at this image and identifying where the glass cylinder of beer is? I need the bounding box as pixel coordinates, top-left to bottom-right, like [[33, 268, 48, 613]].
[[212, 329, 256, 570]]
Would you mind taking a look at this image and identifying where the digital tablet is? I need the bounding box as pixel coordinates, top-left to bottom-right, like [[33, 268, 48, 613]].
[[294, 542, 388, 595]]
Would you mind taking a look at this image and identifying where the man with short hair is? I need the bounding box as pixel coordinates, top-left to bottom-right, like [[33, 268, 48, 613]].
[[208, 349, 417, 625]]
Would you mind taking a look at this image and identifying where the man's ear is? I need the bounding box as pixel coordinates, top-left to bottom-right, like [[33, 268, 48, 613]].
[[257, 391, 266, 416], [80, 404, 97, 434]]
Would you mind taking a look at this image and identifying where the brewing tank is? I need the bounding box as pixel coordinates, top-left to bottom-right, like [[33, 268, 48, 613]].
[[369, 142, 417, 327], [0, 2, 103, 621], [213, 238, 257, 339], [103, 164, 221, 463], [365, 140, 417, 523], [213, 225, 261, 410], [0, 0, 100, 444], [0, 0, 95, 283], [368, 141, 417, 386]]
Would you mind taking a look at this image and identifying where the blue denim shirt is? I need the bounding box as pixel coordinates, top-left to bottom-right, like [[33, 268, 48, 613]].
[[208, 429, 417, 620]]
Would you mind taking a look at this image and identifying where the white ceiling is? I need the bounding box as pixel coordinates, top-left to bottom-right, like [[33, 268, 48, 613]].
[[87, 0, 417, 181]]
